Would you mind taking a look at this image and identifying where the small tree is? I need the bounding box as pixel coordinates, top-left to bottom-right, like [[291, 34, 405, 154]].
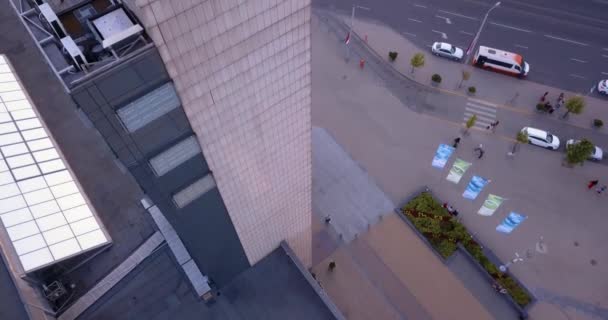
[[465, 114, 477, 133], [410, 53, 425, 74], [566, 139, 594, 166], [562, 96, 585, 119], [468, 86, 476, 95], [509, 131, 528, 156], [459, 70, 471, 88]]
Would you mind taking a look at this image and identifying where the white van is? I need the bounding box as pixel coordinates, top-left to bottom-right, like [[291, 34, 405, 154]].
[[473, 46, 530, 78], [521, 127, 560, 150]]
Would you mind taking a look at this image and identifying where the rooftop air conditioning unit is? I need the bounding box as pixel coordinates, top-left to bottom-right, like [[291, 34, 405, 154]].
[[38, 3, 68, 39], [61, 36, 88, 71]]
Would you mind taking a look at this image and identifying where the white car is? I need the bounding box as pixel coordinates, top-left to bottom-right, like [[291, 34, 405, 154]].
[[431, 42, 464, 61], [521, 127, 560, 150], [598, 80, 608, 95], [566, 139, 603, 161]]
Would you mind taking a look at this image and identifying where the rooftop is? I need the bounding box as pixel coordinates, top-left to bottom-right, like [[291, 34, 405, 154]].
[[79, 245, 338, 320], [7, 0, 151, 91], [1, 2, 155, 316]]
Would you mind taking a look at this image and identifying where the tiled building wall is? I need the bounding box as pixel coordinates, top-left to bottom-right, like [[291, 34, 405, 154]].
[[126, 0, 312, 266]]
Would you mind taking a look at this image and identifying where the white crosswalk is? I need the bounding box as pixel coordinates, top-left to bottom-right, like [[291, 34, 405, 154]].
[[463, 98, 497, 130]]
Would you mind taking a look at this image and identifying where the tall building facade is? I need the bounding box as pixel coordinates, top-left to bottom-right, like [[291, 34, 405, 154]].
[[127, 0, 313, 266]]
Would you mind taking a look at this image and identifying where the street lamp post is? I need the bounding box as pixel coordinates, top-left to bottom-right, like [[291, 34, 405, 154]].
[[345, 5, 370, 61], [464, 1, 501, 65]]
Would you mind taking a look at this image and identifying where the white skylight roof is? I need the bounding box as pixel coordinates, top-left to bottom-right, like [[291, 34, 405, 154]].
[[0, 55, 110, 272]]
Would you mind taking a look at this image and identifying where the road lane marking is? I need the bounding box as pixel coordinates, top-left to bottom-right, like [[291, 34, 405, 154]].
[[603, 48, 608, 51], [569, 74, 587, 79], [435, 15, 452, 24], [437, 9, 479, 21], [402, 31, 417, 37], [602, 72, 608, 75], [489, 22, 532, 33], [570, 58, 587, 63], [514, 44, 528, 49], [431, 30, 448, 39], [413, 4, 427, 8], [408, 18, 422, 23], [459, 30, 474, 35], [602, 55, 608, 58], [544, 35, 589, 46]]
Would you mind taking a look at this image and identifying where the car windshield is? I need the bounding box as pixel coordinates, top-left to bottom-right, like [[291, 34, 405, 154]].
[[435, 44, 441, 49], [546, 134, 553, 143], [450, 45, 456, 53]]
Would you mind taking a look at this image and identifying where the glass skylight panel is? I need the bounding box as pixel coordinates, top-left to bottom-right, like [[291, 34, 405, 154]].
[[12, 164, 41, 180], [0, 171, 14, 185], [27, 138, 53, 151], [6, 153, 35, 168], [0, 207, 33, 227], [0, 82, 20, 92], [17, 176, 47, 193], [10, 109, 36, 120], [32, 149, 59, 162], [0, 55, 109, 272], [0, 133, 24, 146], [2, 143, 29, 156], [38, 159, 65, 174], [149, 135, 201, 176], [44, 170, 72, 186], [21, 128, 47, 140], [0, 183, 20, 199], [29, 200, 60, 218], [0, 112, 11, 123], [16, 118, 42, 131], [173, 174, 216, 208], [0, 122, 17, 134], [117, 82, 180, 132], [4, 100, 31, 111]]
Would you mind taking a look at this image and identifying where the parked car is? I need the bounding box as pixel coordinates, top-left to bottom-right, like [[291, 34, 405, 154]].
[[597, 80, 608, 95], [521, 127, 560, 150], [566, 139, 603, 161], [431, 42, 464, 61]]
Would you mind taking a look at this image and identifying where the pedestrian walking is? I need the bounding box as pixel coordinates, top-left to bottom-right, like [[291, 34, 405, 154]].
[[597, 185, 607, 195], [474, 144, 484, 159], [540, 92, 548, 102], [452, 137, 461, 148], [328, 261, 336, 272], [588, 180, 599, 189], [486, 120, 500, 132], [324, 216, 331, 224]]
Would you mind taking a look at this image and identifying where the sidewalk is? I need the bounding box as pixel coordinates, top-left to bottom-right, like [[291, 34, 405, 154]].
[[340, 13, 608, 133], [313, 214, 495, 320]]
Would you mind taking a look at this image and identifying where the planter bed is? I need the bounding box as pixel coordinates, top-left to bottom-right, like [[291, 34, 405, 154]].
[[399, 191, 533, 309]]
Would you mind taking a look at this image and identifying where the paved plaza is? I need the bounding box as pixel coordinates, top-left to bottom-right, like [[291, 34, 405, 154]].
[[311, 10, 608, 320]]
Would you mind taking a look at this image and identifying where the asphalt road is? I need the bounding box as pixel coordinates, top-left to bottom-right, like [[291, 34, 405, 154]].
[[314, 0, 608, 94]]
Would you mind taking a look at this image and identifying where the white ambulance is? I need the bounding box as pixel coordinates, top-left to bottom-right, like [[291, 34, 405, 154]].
[[473, 46, 530, 78]]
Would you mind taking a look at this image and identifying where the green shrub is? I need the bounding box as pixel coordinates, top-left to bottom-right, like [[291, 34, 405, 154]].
[[593, 119, 603, 128], [468, 86, 476, 94], [401, 192, 532, 308], [431, 74, 442, 83]]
